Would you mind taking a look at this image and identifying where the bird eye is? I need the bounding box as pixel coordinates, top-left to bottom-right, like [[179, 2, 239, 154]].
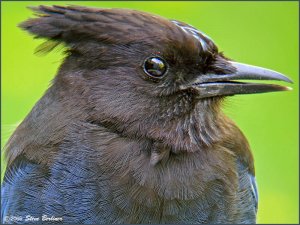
[[143, 57, 168, 78]]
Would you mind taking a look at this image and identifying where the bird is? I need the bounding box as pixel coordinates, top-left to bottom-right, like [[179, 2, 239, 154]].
[[1, 5, 292, 224]]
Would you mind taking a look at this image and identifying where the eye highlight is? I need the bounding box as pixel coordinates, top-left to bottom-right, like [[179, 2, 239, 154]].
[[143, 57, 168, 78]]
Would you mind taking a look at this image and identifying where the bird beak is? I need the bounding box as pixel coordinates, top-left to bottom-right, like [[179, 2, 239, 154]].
[[187, 61, 293, 98]]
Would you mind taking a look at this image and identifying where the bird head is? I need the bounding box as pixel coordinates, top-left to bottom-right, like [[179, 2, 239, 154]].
[[20, 5, 292, 150]]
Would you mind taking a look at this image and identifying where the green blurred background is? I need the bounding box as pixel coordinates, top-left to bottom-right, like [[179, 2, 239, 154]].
[[1, 1, 299, 224]]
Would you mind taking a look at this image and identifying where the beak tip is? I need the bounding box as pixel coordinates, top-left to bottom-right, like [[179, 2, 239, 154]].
[[230, 61, 293, 84], [281, 76, 293, 84], [287, 78, 294, 84]]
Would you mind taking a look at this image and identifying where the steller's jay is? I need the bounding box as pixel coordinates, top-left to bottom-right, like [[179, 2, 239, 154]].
[[1, 5, 292, 224]]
